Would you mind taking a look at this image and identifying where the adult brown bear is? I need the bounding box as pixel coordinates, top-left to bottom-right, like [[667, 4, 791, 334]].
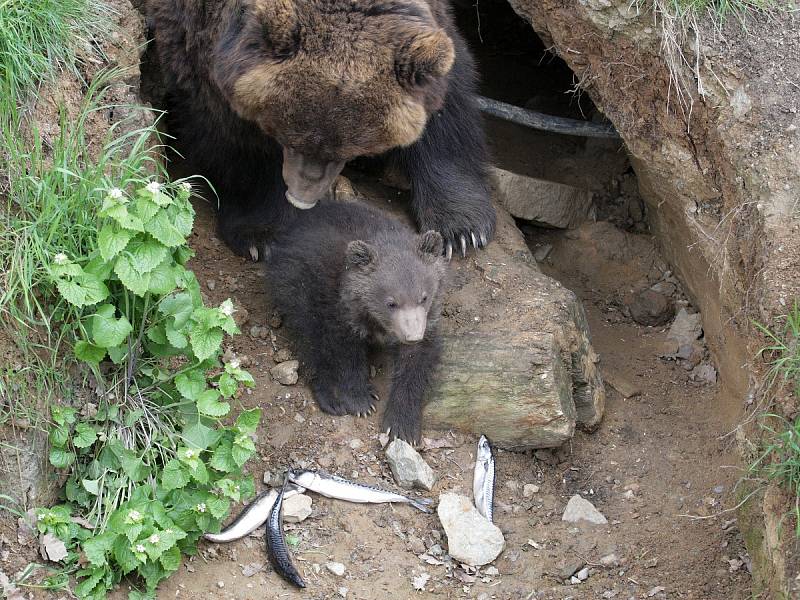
[[147, 0, 495, 260]]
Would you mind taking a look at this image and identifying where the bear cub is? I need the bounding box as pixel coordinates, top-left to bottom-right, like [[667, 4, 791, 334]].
[[264, 202, 447, 443]]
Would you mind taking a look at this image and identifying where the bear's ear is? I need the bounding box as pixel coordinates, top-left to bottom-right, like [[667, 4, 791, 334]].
[[254, 0, 300, 60], [346, 240, 378, 269], [417, 230, 444, 260], [395, 29, 455, 89]]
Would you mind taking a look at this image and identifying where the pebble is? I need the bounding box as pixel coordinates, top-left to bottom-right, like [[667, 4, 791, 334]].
[[629, 289, 675, 326], [523, 484, 540, 497], [647, 586, 666, 597], [270, 360, 299, 385], [576, 567, 590, 581], [326, 562, 346, 577], [282, 494, 313, 523], [504, 480, 520, 492], [294, 413, 306, 423], [570, 576, 581, 584], [559, 559, 584, 580], [407, 535, 426, 555], [386, 439, 437, 490], [241, 563, 262, 577], [690, 363, 717, 384], [274, 347, 292, 362], [562, 495, 608, 525], [338, 587, 349, 598], [533, 243, 553, 262], [600, 553, 620, 567], [667, 308, 702, 346], [349, 439, 363, 450], [378, 432, 390, 448], [216, 581, 224, 589], [207, 279, 216, 291], [437, 493, 505, 566], [484, 566, 499, 576]]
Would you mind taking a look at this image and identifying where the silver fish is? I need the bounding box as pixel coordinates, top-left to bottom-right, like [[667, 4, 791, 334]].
[[287, 469, 433, 513], [203, 483, 304, 543], [472, 435, 495, 522], [266, 479, 305, 588]]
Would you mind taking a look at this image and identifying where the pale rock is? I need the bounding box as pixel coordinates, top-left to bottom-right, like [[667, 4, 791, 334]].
[[326, 562, 346, 577], [386, 440, 436, 490], [270, 360, 299, 385], [437, 493, 505, 566], [523, 484, 540, 497], [283, 494, 312, 523], [562, 495, 608, 525], [39, 533, 68, 563], [667, 309, 702, 346]]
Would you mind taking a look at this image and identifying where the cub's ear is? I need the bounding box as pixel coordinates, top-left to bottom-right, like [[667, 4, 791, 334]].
[[346, 240, 378, 269], [254, 0, 300, 60], [395, 28, 455, 88], [417, 230, 444, 259]]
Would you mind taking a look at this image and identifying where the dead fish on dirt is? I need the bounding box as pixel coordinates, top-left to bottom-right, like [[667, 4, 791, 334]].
[[472, 434, 495, 522], [287, 469, 433, 513], [203, 483, 305, 543], [266, 478, 306, 588]]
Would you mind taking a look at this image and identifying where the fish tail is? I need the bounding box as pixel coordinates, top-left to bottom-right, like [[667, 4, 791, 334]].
[[409, 498, 434, 513]]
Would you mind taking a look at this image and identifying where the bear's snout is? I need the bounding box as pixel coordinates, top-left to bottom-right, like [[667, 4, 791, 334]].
[[393, 306, 428, 343]]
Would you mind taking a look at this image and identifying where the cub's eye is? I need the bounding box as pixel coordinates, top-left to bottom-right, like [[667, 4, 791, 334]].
[[387, 300, 398, 309]]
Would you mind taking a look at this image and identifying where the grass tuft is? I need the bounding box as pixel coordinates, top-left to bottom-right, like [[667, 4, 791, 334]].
[[0, 0, 106, 101]]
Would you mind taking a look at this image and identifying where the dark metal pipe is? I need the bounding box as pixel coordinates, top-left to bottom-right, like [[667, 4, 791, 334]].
[[476, 96, 621, 140]]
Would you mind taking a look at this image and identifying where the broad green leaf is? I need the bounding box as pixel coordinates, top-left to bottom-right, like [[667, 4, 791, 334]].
[[161, 459, 190, 491], [227, 365, 255, 386], [107, 343, 129, 364], [103, 203, 145, 232], [83, 253, 114, 281], [75, 341, 106, 364], [171, 203, 194, 237], [98, 224, 133, 262], [48, 424, 69, 448], [197, 389, 229, 418], [92, 304, 133, 349], [82, 478, 100, 495], [114, 254, 151, 296], [73, 422, 98, 448], [173, 246, 194, 266], [112, 535, 139, 574], [159, 292, 194, 328], [76, 274, 110, 305], [189, 326, 222, 363], [209, 439, 235, 472], [181, 422, 221, 450], [231, 443, 253, 468], [218, 372, 237, 398], [73, 567, 104, 598], [216, 478, 242, 502], [145, 210, 184, 248], [51, 406, 77, 426], [127, 238, 168, 275], [160, 544, 181, 572], [175, 370, 206, 401], [146, 323, 168, 345], [235, 408, 261, 435], [50, 447, 75, 468], [55, 278, 87, 306], [147, 259, 178, 295], [119, 449, 150, 483], [188, 460, 209, 484], [206, 496, 230, 520], [83, 531, 116, 566], [134, 195, 160, 223], [165, 325, 188, 348]]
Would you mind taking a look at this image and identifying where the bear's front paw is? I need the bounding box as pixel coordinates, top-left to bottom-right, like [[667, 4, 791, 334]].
[[382, 406, 422, 445], [312, 386, 350, 416], [420, 203, 496, 261], [337, 385, 378, 418]]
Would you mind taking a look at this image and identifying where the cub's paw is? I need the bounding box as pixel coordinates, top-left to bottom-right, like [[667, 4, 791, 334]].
[[337, 384, 378, 418], [312, 386, 349, 416], [382, 406, 422, 446], [218, 219, 267, 262]]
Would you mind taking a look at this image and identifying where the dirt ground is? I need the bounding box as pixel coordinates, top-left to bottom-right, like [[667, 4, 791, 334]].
[[89, 183, 746, 600]]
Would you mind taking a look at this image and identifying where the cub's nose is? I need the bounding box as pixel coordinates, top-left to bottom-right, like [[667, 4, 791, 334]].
[[394, 306, 427, 343]]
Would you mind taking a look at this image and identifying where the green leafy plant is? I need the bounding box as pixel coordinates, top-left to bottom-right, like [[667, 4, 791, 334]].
[[38, 181, 260, 598]]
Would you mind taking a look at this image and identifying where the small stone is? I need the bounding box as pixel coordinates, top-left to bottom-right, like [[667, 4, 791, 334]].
[[484, 566, 499, 576], [602, 368, 641, 399], [386, 439, 437, 490], [437, 493, 505, 566], [533, 244, 553, 263], [570, 576, 581, 584], [650, 281, 677, 297], [39, 533, 68, 563], [274, 347, 292, 363], [562, 495, 608, 525], [207, 279, 216, 291], [338, 586, 349, 598], [690, 363, 717, 384], [559, 558, 584, 580], [407, 535, 426, 555], [216, 581, 224, 589], [378, 432, 390, 448], [349, 439, 363, 450], [576, 567, 590, 581], [599, 553, 620, 567], [647, 586, 666, 597], [523, 484, 540, 497], [241, 562, 263, 577], [270, 360, 299, 385], [283, 494, 313, 523], [294, 413, 306, 423], [233, 304, 249, 328], [263, 470, 272, 485], [411, 572, 430, 591], [326, 562, 346, 577], [602, 591, 619, 599], [713, 485, 725, 494], [629, 289, 674, 326], [667, 308, 702, 346]]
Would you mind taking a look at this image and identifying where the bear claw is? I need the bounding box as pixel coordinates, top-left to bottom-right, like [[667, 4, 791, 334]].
[[445, 243, 453, 262], [471, 232, 477, 249], [249, 246, 259, 262]]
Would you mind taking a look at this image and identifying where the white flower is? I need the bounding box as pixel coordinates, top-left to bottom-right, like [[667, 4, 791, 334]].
[[135, 544, 146, 553], [108, 187, 123, 199], [180, 182, 192, 193], [219, 299, 235, 317], [148, 534, 160, 544], [128, 510, 142, 522], [146, 181, 161, 194], [196, 503, 206, 513], [37, 513, 45, 521], [165, 529, 173, 535], [229, 357, 241, 370], [184, 449, 196, 459], [53, 253, 69, 265]]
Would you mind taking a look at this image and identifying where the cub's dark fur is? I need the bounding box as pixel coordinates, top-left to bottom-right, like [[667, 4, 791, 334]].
[[264, 202, 446, 443], [146, 0, 494, 259]]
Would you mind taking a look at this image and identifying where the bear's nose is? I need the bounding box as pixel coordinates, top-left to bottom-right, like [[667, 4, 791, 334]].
[[300, 159, 325, 182]]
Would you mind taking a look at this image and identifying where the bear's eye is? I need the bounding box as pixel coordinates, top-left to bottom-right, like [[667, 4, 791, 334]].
[[387, 300, 398, 309]]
